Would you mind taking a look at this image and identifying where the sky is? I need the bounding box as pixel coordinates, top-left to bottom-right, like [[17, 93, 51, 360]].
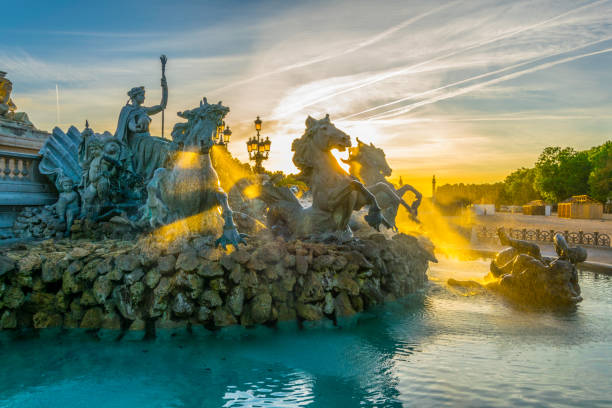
[[2, 0, 612, 195]]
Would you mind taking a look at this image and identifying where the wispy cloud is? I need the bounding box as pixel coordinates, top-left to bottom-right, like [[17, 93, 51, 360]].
[[338, 36, 612, 120], [209, 1, 460, 94], [3, 0, 611, 191], [360, 44, 612, 121], [270, 0, 611, 118]]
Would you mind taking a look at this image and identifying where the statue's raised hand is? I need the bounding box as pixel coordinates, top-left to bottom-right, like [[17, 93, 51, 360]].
[[215, 225, 248, 250]]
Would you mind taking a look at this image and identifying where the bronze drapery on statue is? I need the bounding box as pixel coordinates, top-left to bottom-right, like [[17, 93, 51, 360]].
[[114, 70, 171, 182]]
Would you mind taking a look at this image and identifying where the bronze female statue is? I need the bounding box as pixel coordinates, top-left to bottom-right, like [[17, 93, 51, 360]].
[[114, 69, 171, 181]]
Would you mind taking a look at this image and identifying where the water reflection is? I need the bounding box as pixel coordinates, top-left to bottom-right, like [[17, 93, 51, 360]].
[[222, 371, 314, 407]]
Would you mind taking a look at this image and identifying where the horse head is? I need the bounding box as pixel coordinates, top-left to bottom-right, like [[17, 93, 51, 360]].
[[292, 114, 351, 173], [342, 138, 392, 178], [305, 114, 351, 152], [172, 98, 230, 152]]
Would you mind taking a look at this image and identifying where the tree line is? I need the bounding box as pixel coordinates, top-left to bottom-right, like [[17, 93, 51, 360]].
[[436, 141, 611, 206]]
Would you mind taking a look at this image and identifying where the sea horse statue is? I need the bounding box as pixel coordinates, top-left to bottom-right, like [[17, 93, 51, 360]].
[[143, 98, 246, 249], [342, 138, 422, 227], [261, 114, 391, 239]]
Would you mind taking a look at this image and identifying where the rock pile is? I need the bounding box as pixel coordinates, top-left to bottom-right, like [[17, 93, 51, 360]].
[[485, 246, 582, 307], [13, 207, 150, 242], [448, 231, 583, 308], [12, 206, 64, 240], [0, 231, 433, 333]]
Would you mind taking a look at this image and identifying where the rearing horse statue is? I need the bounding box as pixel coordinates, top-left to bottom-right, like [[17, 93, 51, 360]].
[[342, 138, 422, 227], [262, 114, 391, 239], [142, 98, 246, 249]]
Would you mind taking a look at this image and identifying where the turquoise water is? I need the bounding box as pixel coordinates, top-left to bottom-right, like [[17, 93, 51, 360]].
[[1, 258, 611, 407]]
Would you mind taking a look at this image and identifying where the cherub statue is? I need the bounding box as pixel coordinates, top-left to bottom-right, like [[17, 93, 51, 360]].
[[138, 167, 172, 228], [81, 138, 124, 218], [46, 175, 80, 237]]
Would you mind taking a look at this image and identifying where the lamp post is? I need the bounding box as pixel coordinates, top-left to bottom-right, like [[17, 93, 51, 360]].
[[246, 116, 271, 173], [214, 121, 232, 147]]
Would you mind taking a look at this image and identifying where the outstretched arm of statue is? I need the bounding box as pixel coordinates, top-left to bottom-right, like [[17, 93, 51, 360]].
[[146, 76, 168, 115]]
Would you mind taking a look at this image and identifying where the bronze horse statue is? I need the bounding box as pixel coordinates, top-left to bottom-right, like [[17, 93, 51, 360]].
[[262, 114, 391, 239], [142, 98, 246, 249], [342, 138, 421, 227]]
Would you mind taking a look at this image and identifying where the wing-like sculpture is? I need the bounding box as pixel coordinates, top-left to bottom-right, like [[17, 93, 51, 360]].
[[38, 126, 82, 188]]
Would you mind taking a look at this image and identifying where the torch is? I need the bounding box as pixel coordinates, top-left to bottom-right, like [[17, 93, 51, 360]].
[[160, 54, 167, 138]]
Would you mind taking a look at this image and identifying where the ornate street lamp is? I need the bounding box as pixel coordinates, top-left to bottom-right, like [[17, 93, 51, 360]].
[[223, 126, 232, 143], [246, 116, 270, 173], [215, 121, 231, 147]]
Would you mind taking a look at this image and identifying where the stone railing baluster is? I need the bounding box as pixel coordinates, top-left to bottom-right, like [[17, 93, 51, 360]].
[[3, 156, 11, 178]]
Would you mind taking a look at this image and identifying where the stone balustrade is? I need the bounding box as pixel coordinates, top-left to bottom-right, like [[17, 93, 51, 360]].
[[0, 150, 57, 238], [476, 225, 611, 248]]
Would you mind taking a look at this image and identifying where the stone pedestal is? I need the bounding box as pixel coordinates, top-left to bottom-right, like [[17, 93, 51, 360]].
[[0, 119, 50, 155]]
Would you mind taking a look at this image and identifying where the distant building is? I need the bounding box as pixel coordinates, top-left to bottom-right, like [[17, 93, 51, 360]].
[[432, 175, 436, 204], [558, 195, 603, 219], [522, 200, 551, 216], [499, 205, 523, 213]]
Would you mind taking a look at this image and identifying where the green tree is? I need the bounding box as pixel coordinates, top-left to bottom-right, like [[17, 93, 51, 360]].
[[503, 167, 540, 205], [587, 141, 612, 202], [534, 147, 592, 202]]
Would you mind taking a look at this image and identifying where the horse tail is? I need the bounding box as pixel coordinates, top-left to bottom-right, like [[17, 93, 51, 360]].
[[260, 182, 302, 211], [396, 183, 421, 199]]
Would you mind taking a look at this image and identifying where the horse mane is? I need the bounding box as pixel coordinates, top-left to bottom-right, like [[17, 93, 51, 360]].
[[291, 127, 315, 174]]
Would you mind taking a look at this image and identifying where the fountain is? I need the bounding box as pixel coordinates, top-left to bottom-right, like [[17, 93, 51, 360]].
[[0, 57, 436, 334]]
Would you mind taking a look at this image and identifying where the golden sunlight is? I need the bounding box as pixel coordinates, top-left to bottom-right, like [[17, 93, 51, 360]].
[[175, 151, 200, 169], [152, 210, 223, 247]]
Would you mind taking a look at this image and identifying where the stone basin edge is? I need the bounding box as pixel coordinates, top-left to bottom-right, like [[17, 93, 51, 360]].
[[0, 232, 434, 334]]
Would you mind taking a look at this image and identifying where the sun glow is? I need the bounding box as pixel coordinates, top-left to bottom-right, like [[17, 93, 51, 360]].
[[175, 151, 200, 169], [210, 145, 255, 193], [395, 199, 473, 260], [152, 210, 224, 248]]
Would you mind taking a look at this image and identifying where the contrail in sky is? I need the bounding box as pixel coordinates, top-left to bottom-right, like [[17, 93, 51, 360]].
[[55, 84, 60, 123], [338, 36, 612, 120], [351, 113, 612, 126], [209, 1, 459, 94], [276, 0, 609, 117], [365, 47, 612, 120]]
